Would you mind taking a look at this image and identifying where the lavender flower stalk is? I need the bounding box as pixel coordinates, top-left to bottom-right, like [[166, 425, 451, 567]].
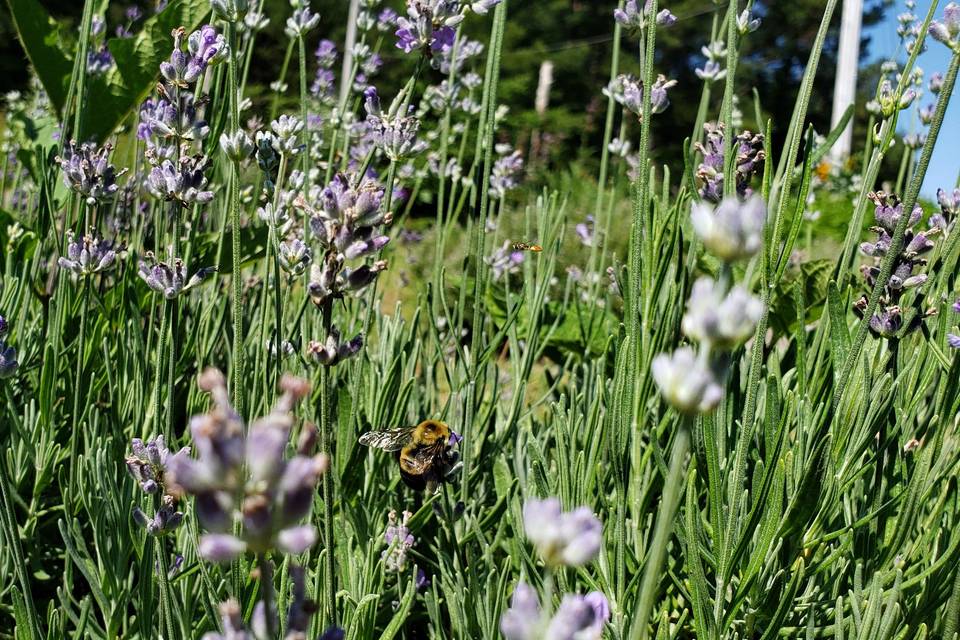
[[58, 231, 118, 278], [500, 582, 610, 640], [138, 252, 218, 299], [57, 141, 126, 206], [522, 498, 602, 567], [166, 369, 327, 562]]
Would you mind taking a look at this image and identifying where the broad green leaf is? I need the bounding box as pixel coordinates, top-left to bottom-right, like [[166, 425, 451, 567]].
[[4, 0, 72, 114], [6, 0, 209, 141]]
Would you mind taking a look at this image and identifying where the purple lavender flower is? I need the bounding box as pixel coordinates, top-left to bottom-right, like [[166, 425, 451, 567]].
[[395, 0, 463, 56], [487, 242, 525, 280], [124, 5, 143, 21], [930, 72, 945, 94], [87, 46, 114, 74], [126, 435, 189, 494], [378, 8, 399, 31], [364, 87, 424, 161], [695, 59, 726, 82], [522, 498, 602, 567], [0, 342, 17, 379], [132, 494, 184, 536], [614, 0, 675, 30], [949, 299, 960, 348], [605, 73, 676, 119], [928, 3, 960, 49], [0, 315, 7, 339], [146, 154, 215, 206], [489, 149, 525, 199], [311, 68, 337, 101], [575, 216, 596, 247], [500, 583, 541, 640], [58, 231, 117, 277], [315, 39, 338, 68], [500, 583, 610, 640], [161, 26, 228, 87], [57, 141, 126, 205], [166, 370, 326, 562], [855, 192, 937, 340], [694, 124, 764, 202], [137, 252, 217, 299], [382, 509, 415, 572], [546, 593, 610, 640]]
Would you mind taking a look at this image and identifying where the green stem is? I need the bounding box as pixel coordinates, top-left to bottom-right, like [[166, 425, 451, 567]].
[[69, 281, 90, 497], [226, 22, 245, 416], [318, 299, 336, 626], [153, 294, 169, 437], [629, 422, 690, 640], [258, 555, 276, 638], [298, 35, 311, 180]]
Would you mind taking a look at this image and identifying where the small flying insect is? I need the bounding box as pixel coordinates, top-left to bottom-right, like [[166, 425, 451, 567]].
[[359, 420, 462, 492], [512, 242, 543, 252]]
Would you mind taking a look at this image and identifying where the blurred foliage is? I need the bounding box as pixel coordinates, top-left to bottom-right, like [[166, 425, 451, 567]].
[[2, 0, 891, 170]]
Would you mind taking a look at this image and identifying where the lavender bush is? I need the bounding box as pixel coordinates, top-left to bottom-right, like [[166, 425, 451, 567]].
[[1, 0, 960, 638]]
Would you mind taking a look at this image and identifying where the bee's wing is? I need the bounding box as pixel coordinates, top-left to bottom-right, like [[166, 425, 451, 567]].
[[359, 427, 414, 452]]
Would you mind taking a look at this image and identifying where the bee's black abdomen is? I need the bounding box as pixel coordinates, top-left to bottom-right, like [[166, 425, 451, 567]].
[[400, 469, 427, 490]]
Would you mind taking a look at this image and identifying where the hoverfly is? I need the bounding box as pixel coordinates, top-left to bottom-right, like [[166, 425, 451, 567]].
[[512, 242, 543, 252], [359, 420, 462, 492]]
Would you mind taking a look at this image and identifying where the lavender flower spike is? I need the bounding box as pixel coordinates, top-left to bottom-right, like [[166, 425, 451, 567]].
[[57, 141, 126, 205], [522, 497, 603, 567], [0, 343, 17, 379], [58, 231, 118, 277], [928, 3, 960, 50], [652, 347, 722, 414], [682, 278, 764, 349], [137, 251, 217, 299], [690, 196, 766, 262], [500, 582, 541, 640]]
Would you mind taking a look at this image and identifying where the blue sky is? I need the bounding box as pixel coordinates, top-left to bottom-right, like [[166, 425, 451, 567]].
[[866, 2, 958, 196]]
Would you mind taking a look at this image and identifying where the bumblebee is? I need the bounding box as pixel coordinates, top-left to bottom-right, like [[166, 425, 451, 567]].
[[512, 242, 543, 252], [359, 420, 462, 492]]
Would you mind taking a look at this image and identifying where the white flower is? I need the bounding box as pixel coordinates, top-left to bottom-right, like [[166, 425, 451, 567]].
[[652, 347, 722, 414], [682, 278, 764, 348], [691, 196, 766, 261], [522, 498, 602, 567]]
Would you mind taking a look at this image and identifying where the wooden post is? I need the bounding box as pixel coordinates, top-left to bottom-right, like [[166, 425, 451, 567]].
[[830, 0, 863, 163], [340, 0, 361, 106]]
